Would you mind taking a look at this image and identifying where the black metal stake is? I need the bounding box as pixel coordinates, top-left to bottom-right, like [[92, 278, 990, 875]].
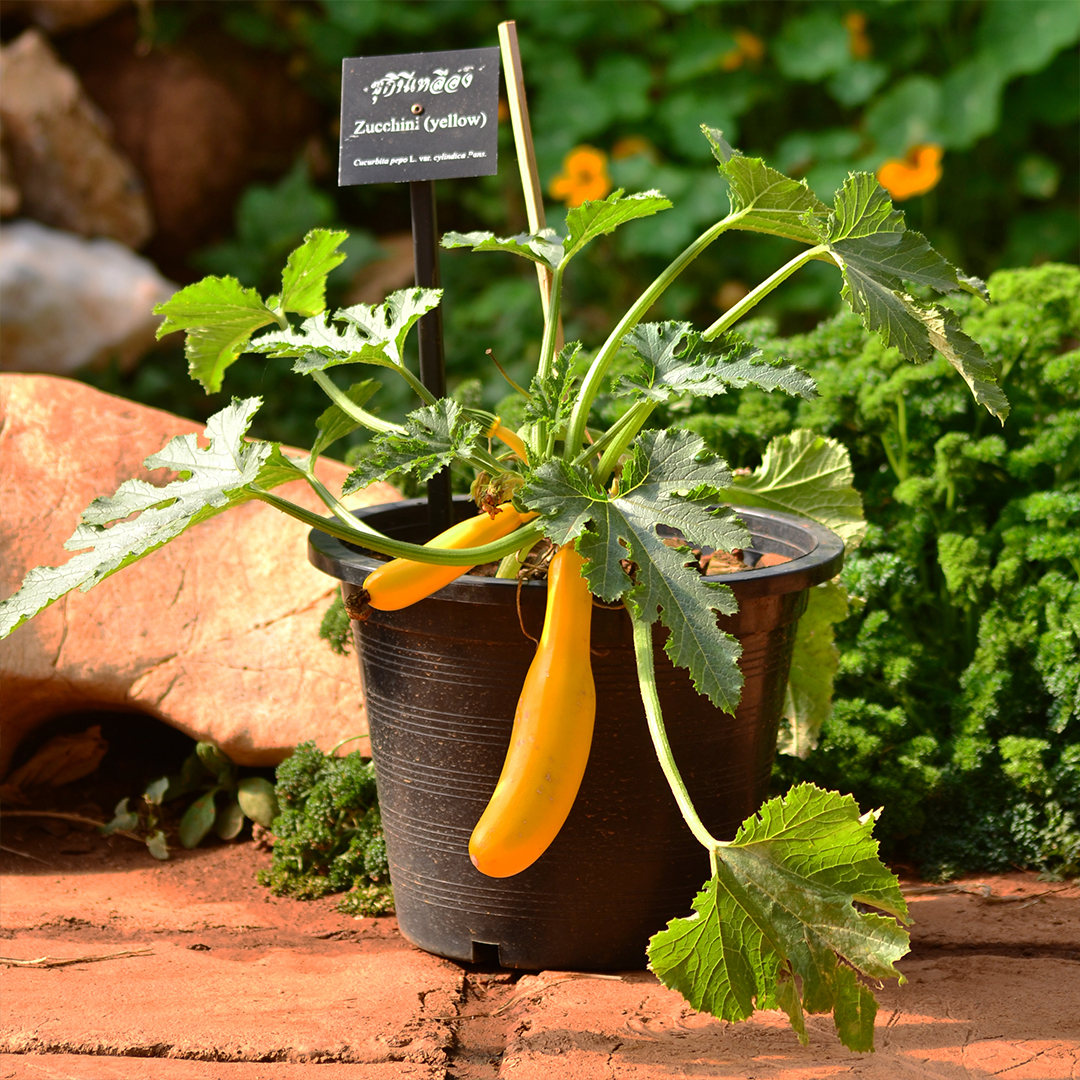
[[409, 178, 453, 536]]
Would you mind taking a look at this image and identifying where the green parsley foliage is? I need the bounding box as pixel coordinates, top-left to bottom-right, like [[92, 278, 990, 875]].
[[648, 784, 909, 1054], [684, 263, 1079, 879], [258, 741, 392, 917]]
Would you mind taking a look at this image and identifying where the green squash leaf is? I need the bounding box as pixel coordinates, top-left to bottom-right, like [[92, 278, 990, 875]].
[[648, 783, 910, 1053], [779, 581, 850, 758], [278, 228, 349, 316], [441, 228, 565, 270], [0, 399, 287, 640], [343, 398, 483, 492], [443, 190, 670, 271], [524, 342, 580, 430], [251, 287, 441, 371], [618, 322, 817, 403], [562, 189, 672, 263], [723, 430, 866, 548], [704, 127, 830, 245], [521, 430, 750, 712], [812, 175, 1008, 421], [154, 277, 277, 393]]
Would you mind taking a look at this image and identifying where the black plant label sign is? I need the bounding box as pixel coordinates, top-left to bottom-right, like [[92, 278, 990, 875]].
[[339, 47, 500, 186]]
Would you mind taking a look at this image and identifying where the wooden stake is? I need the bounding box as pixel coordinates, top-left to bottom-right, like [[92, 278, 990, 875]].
[[498, 20, 562, 347]]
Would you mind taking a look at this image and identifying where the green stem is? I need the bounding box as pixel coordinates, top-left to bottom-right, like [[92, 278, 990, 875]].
[[248, 485, 547, 565], [329, 734, 368, 755], [389, 360, 439, 407], [594, 400, 657, 484], [631, 618, 722, 852], [880, 433, 904, 482], [310, 371, 405, 436], [302, 468, 375, 535], [702, 244, 827, 340], [564, 214, 741, 461], [569, 401, 651, 472], [537, 264, 564, 384], [495, 533, 542, 579]]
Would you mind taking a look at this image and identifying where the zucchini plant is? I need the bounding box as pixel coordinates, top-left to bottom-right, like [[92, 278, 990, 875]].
[[0, 130, 1008, 1051]]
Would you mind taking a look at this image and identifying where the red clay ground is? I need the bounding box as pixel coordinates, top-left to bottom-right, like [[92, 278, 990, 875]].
[[1, 729, 1078, 1080]]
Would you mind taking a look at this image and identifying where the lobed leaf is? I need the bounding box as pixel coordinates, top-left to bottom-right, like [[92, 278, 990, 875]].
[[524, 341, 581, 430], [278, 228, 349, 316], [0, 399, 286, 640], [562, 189, 672, 262], [442, 190, 670, 272], [343, 398, 483, 492], [154, 277, 277, 394], [648, 783, 910, 1052], [619, 322, 817, 403], [778, 581, 850, 758], [722, 430, 866, 548], [811, 175, 1008, 421], [704, 127, 829, 245], [521, 430, 750, 711], [441, 228, 565, 270], [252, 287, 441, 371]]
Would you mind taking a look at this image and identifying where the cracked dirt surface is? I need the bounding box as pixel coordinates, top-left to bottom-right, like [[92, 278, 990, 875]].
[[1, 752, 1077, 1080]]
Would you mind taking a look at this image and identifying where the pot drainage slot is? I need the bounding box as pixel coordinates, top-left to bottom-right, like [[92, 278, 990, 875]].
[[471, 940, 502, 965]]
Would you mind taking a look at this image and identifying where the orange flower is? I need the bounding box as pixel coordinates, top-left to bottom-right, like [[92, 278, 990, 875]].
[[720, 29, 765, 71], [877, 144, 943, 201], [844, 11, 873, 60], [549, 146, 612, 208]]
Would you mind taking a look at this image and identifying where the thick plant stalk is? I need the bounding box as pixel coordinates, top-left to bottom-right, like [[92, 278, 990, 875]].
[[631, 617, 721, 857], [469, 544, 596, 877]]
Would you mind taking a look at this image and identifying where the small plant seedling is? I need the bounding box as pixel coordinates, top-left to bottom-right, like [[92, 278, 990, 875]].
[[101, 741, 278, 859]]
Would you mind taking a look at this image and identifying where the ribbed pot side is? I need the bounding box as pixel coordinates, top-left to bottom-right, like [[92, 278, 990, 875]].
[[309, 498, 844, 971]]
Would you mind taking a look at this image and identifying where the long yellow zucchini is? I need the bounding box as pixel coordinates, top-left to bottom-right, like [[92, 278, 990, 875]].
[[363, 503, 536, 611], [469, 543, 595, 877]]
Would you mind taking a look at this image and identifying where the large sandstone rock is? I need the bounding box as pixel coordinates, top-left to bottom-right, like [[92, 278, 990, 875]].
[[0, 220, 174, 374], [0, 374, 400, 778], [0, 28, 152, 248]]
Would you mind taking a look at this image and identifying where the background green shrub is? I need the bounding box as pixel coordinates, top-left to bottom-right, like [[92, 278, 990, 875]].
[[684, 263, 1078, 880], [82, 0, 1078, 450]]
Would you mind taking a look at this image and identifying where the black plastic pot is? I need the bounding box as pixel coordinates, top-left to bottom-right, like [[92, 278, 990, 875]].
[[309, 497, 843, 971]]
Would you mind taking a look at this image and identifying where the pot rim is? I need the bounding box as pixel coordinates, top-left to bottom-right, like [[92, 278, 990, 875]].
[[308, 496, 845, 600]]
